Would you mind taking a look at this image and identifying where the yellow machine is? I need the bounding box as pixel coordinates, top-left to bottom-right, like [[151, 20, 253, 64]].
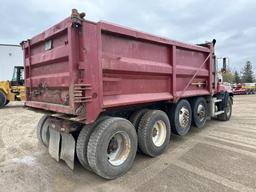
[[0, 66, 26, 108]]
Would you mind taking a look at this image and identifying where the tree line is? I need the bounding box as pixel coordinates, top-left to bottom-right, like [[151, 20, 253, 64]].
[[223, 61, 255, 84]]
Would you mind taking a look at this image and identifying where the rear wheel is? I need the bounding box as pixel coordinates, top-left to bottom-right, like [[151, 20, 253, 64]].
[[36, 115, 50, 147], [138, 110, 171, 157], [129, 109, 149, 129], [0, 90, 7, 108], [76, 116, 109, 171], [129, 109, 149, 153], [87, 117, 137, 179], [191, 97, 207, 128], [218, 96, 232, 121], [170, 99, 192, 136]]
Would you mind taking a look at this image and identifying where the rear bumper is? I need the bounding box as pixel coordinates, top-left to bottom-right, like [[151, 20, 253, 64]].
[[26, 101, 75, 115]]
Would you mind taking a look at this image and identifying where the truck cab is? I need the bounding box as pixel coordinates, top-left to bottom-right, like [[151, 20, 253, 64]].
[[11, 66, 24, 86]]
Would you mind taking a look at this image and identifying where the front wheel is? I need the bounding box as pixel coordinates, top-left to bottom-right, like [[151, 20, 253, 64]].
[[87, 117, 137, 179], [218, 96, 232, 121], [0, 90, 7, 108]]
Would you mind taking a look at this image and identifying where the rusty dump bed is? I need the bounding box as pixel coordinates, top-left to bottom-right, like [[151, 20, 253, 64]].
[[22, 13, 213, 124]]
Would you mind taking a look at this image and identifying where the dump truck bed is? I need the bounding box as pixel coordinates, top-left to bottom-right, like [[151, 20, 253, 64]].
[[22, 15, 213, 123]]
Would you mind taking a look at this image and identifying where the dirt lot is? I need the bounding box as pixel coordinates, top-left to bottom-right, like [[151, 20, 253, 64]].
[[0, 95, 256, 192]]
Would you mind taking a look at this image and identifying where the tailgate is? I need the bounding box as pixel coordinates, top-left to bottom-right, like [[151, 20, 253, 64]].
[[22, 14, 86, 115]]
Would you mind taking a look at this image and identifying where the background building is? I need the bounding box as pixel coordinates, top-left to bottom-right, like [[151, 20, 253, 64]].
[[0, 44, 23, 81]]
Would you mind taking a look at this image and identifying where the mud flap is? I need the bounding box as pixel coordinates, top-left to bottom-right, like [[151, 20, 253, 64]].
[[48, 128, 61, 162], [48, 128, 76, 169], [60, 132, 76, 170]]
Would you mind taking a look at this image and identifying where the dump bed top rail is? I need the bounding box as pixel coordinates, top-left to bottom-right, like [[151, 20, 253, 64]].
[[99, 21, 210, 53]]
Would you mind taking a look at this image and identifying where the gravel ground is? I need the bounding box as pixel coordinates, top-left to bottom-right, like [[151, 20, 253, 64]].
[[0, 95, 256, 192]]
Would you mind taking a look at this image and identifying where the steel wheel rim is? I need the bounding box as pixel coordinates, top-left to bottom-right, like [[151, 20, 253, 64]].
[[152, 120, 167, 147], [179, 107, 190, 129], [197, 104, 206, 122], [107, 131, 131, 166]]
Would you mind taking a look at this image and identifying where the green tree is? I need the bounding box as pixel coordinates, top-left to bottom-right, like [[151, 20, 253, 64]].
[[234, 71, 241, 84], [242, 61, 255, 83], [223, 71, 234, 83]]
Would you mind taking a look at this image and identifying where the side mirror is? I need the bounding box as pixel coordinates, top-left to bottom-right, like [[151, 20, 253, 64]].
[[221, 57, 228, 73]]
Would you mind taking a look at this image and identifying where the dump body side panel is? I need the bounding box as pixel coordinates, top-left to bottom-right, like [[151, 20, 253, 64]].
[[99, 22, 212, 109], [101, 30, 173, 108]]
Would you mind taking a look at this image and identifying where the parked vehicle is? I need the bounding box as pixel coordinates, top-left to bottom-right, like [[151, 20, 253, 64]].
[[0, 66, 26, 108], [233, 83, 256, 95], [21, 9, 233, 179]]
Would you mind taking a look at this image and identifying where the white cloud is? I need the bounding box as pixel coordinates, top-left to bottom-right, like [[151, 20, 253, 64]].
[[0, 0, 255, 72]]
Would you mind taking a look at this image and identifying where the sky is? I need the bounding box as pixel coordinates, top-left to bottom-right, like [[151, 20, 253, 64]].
[[0, 0, 255, 73]]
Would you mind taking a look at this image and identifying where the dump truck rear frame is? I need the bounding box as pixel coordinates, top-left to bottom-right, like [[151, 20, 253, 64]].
[[21, 9, 233, 179]]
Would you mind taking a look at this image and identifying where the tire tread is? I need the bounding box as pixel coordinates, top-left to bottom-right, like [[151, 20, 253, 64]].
[[36, 115, 49, 146], [138, 110, 170, 157], [88, 117, 137, 179], [77, 116, 110, 170]]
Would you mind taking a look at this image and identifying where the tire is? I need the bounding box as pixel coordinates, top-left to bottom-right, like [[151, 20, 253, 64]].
[[76, 116, 110, 171], [36, 115, 50, 147], [137, 110, 171, 157], [5, 100, 10, 106], [129, 109, 149, 153], [217, 96, 232, 121], [87, 117, 137, 179], [0, 90, 7, 109], [191, 97, 207, 128], [129, 109, 149, 129], [170, 99, 192, 136]]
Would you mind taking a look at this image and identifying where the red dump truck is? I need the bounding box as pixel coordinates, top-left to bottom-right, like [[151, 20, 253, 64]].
[[21, 9, 233, 179]]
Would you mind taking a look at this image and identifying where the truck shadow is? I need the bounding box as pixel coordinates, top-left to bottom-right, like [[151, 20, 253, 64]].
[[71, 123, 212, 180], [3, 102, 25, 109], [2, 105, 25, 109]]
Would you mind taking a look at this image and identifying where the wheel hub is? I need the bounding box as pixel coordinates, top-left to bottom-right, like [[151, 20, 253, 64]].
[[197, 104, 206, 122], [152, 128, 158, 137], [107, 137, 118, 154], [179, 107, 190, 128], [152, 120, 167, 147], [107, 132, 131, 166]]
